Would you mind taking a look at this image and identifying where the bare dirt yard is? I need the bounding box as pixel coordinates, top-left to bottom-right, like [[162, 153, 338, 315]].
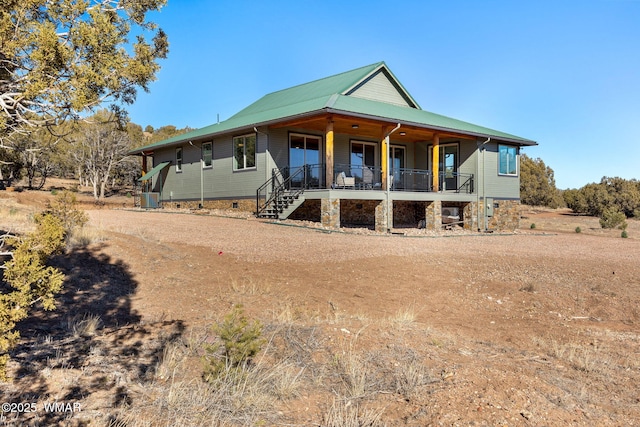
[[2, 186, 640, 426]]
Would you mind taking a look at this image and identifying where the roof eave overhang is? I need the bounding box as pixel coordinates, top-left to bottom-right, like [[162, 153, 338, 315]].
[[323, 107, 537, 146], [127, 110, 329, 155], [129, 107, 536, 156]]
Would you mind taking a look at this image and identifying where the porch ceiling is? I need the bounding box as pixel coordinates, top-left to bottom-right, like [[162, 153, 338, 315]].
[[271, 113, 472, 143]]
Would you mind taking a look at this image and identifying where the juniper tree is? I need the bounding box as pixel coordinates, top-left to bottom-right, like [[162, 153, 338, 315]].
[[0, 0, 168, 144]]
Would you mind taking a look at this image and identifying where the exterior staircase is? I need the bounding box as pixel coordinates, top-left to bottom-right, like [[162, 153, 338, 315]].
[[256, 166, 307, 220], [257, 191, 305, 219]]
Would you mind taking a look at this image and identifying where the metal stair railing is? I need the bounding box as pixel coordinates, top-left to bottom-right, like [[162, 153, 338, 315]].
[[438, 172, 475, 194], [457, 174, 474, 194], [256, 166, 307, 217]]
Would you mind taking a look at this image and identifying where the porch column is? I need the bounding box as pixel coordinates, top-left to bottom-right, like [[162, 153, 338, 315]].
[[321, 198, 340, 229], [432, 134, 440, 191], [425, 200, 442, 231], [325, 118, 334, 189], [375, 199, 391, 233], [381, 127, 389, 190], [141, 154, 148, 175]]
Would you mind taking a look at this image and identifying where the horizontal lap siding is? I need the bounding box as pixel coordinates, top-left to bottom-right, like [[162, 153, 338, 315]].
[[270, 128, 290, 171], [334, 134, 350, 166], [482, 142, 520, 199], [156, 132, 269, 201], [152, 130, 519, 202], [459, 140, 477, 177]]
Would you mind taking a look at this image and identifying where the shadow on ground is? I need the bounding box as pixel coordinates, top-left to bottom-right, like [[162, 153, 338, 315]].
[[4, 243, 184, 426]]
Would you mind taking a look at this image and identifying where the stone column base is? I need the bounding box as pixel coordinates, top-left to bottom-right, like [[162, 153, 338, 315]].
[[321, 198, 340, 229], [375, 200, 392, 233], [424, 200, 442, 230]]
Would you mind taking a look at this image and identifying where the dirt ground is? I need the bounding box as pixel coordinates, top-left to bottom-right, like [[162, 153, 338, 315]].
[[2, 186, 640, 426]]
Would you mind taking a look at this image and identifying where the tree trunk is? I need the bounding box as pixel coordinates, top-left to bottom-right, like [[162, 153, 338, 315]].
[[100, 179, 107, 199]]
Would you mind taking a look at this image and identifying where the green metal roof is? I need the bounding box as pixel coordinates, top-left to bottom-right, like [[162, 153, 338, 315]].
[[137, 161, 170, 181], [329, 95, 533, 143], [130, 62, 535, 154]]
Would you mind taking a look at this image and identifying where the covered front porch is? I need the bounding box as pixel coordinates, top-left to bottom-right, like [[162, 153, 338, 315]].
[[270, 112, 477, 193], [269, 163, 474, 193]]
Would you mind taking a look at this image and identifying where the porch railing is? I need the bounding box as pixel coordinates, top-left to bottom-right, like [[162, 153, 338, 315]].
[[259, 164, 474, 194], [334, 164, 383, 189], [391, 168, 432, 192], [438, 172, 475, 194]]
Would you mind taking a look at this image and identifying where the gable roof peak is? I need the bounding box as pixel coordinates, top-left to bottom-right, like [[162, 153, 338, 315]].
[[230, 61, 418, 121]]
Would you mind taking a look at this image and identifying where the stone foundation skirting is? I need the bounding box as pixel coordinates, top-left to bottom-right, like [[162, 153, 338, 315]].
[[464, 200, 520, 231], [162, 198, 255, 212]]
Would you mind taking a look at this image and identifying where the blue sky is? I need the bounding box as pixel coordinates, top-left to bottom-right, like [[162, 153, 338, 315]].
[[128, 0, 640, 189]]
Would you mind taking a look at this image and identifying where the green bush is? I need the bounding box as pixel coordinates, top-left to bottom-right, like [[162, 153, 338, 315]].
[[599, 207, 627, 230], [621, 230, 629, 238], [566, 177, 640, 218], [519, 154, 563, 208], [41, 191, 88, 238], [202, 304, 265, 383], [575, 226, 581, 233], [530, 223, 536, 229], [1, 213, 66, 381]]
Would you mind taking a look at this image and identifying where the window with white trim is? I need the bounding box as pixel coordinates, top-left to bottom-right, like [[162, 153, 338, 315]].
[[498, 145, 518, 176], [175, 147, 183, 172], [233, 134, 256, 170], [202, 142, 212, 168]]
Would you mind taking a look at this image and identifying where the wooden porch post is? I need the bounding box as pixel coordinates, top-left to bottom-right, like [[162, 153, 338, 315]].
[[432, 134, 440, 191], [325, 118, 334, 188], [381, 127, 389, 190], [141, 154, 148, 175]]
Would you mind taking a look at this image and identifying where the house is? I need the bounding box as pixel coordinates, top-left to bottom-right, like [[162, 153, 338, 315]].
[[130, 62, 536, 232]]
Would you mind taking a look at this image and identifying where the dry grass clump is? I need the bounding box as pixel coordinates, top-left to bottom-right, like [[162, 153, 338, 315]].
[[393, 349, 432, 399], [0, 199, 36, 233], [68, 313, 103, 338], [333, 348, 372, 399], [322, 399, 386, 427], [115, 346, 302, 426], [66, 226, 107, 249], [114, 317, 313, 427], [385, 305, 417, 327], [229, 276, 271, 296]]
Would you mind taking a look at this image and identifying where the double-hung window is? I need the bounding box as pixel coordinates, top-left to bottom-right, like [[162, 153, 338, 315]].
[[175, 147, 183, 172], [233, 134, 256, 170], [202, 142, 212, 168], [498, 145, 518, 176]]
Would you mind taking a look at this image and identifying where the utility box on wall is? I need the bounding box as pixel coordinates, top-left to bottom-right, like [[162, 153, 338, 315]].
[[485, 198, 494, 217]]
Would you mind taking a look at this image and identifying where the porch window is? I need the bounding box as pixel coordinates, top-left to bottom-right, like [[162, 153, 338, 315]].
[[289, 133, 322, 188], [175, 147, 183, 172], [350, 141, 378, 186], [233, 134, 256, 170], [202, 142, 212, 168], [498, 145, 518, 176]]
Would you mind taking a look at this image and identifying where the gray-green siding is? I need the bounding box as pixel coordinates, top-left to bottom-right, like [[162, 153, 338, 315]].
[[149, 128, 520, 202]]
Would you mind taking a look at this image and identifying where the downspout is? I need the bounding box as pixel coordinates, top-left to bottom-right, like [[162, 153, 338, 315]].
[[189, 141, 204, 208], [254, 127, 270, 198], [384, 123, 402, 232], [477, 137, 491, 231]]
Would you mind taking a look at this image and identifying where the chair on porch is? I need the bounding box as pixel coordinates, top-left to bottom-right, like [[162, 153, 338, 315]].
[[335, 171, 355, 189], [363, 167, 375, 189]]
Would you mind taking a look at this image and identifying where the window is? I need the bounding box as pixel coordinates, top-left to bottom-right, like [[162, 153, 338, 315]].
[[202, 142, 212, 168], [499, 145, 518, 176], [289, 133, 322, 188], [175, 147, 183, 172], [350, 141, 378, 186], [233, 134, 256, 170], [351, 141, 376, 168]]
